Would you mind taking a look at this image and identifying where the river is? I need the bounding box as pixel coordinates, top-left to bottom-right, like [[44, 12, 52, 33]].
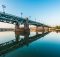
[[0, 31, 60, 57]]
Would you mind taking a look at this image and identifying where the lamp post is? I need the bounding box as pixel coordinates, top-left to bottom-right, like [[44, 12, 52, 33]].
[[29, 16, 31, 27], [2, 5, 6, 14], [21, 12, 23, 18]]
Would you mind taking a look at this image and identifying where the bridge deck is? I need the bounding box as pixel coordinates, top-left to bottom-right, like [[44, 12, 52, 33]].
[[0, 12, 49, 27]]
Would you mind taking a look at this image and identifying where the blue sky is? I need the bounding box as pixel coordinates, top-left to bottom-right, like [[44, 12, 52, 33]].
[[0, 0, 60, 28]]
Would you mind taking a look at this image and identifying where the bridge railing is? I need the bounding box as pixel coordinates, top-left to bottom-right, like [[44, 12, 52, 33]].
[[0, 12, 50, 27]]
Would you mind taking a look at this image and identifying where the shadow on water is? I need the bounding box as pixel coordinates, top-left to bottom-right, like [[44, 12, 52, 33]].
[[0, 31, 50, 56]]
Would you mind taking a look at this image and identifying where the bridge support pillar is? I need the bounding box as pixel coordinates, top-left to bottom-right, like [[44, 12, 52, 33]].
[[42, 26, 45, 34], [47, 27, 49, 32], [15, 22, 20, 32], [44, 27, 49, 33], [24, 18, 30, 33], [36, 26, 38, 35]]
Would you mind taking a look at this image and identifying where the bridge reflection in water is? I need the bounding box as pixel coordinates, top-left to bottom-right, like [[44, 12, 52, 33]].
[[0, 31, 50, 56]]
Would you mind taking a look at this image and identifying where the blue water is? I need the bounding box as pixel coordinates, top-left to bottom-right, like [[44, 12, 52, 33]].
[[0, 31, 60, 57]]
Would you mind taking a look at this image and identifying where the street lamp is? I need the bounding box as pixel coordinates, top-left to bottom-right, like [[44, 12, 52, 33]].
[[29, 16, 31, 26], [2, 5, 6, 14], [21, 12, 23, 18]]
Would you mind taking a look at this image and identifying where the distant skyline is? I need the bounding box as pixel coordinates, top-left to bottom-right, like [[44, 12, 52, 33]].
[[0, 0, 60, 28]]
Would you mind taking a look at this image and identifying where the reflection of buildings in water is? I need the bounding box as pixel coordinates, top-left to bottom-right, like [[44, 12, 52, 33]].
[[50, 29, 60, 33], [55, 30, 60, 33]]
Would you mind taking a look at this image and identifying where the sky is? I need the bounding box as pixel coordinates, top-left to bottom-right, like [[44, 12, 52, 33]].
[[0, 0, 60, 28]]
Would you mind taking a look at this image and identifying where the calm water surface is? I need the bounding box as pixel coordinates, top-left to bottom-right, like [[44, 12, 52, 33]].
[[0, 31, 60, 57]]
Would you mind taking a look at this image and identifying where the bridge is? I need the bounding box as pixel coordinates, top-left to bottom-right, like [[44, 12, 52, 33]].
[[0, 12, 50, 33], [0, 32, 49, 56]]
